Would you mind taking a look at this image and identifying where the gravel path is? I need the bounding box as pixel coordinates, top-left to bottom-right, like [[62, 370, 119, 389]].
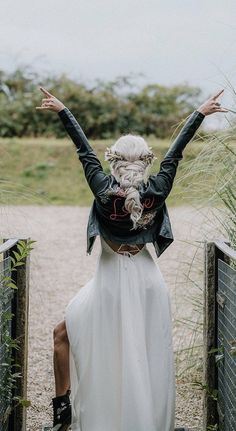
[[0, 205, 225, 430]]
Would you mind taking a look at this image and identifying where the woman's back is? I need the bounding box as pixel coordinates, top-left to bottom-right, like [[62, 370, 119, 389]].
[[57, 107, 205, 256]]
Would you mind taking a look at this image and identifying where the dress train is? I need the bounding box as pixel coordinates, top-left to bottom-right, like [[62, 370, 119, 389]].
[[64, 236, 176, 431]]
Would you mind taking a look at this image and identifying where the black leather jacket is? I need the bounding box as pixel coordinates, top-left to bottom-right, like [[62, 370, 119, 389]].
[[58, 107, 205, 257]]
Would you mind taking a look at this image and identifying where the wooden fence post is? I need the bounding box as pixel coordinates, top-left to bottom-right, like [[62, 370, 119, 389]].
[[203, 241, 218, 430]]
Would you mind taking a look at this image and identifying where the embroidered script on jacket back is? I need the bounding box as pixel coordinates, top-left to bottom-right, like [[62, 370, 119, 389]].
[[103, 185, 158, 228]]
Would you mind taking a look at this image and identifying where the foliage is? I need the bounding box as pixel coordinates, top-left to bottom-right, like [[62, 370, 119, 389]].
[[0, 67, 205, 139], [173, 87, 236, 429], [173, 126, 236, 382], [0, 239, 35, 424], [176, 130, 236, 247]]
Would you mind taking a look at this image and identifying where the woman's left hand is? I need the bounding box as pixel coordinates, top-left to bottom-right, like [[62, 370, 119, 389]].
[[197, 89, 229, 116], [36, 87, 65, 113]]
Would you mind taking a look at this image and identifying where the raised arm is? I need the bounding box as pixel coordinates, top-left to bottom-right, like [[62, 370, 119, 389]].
[[148, 89, 228, 202], [36, 87, 109, 199]]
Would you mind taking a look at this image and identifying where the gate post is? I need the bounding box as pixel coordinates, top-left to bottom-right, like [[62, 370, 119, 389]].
[[203, 241, 218, 429]]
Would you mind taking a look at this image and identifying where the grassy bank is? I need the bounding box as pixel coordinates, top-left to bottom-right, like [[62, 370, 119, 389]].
[[0, 136, 233, 206]]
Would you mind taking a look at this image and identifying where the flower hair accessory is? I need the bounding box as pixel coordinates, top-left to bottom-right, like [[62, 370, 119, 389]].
[[104, 147, 156, 166], [104, 148, 124, 163]]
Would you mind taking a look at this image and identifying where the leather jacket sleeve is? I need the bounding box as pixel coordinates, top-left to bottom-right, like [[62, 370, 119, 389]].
[[58, 107, 109, 198], [148, 110, 205, 201]]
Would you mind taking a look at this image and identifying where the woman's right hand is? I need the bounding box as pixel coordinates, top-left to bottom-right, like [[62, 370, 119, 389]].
[[196, 89, 228, 116], [36, 87, 65, 113]]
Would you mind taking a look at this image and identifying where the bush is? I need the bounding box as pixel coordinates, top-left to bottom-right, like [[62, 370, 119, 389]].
[[0, 67, 204, 139]]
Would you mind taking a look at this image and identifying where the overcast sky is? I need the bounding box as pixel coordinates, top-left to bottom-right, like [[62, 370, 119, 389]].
[[1, 0, 236, 128]]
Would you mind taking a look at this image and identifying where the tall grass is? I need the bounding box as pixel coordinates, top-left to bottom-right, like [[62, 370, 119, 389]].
[[173, 89, 236, 428], [175, 127, 236, 246]]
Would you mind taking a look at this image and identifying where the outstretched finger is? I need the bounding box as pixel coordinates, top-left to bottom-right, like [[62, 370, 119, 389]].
[[215, 107, 229, 113], [39, 86, 53, 98], [212, 89, 224, 100], [221, 106, 236, 114], [35, 106, 50, 110]]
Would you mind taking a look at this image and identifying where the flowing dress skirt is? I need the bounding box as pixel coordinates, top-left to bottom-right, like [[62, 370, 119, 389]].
[[64, 236, 176, 431]]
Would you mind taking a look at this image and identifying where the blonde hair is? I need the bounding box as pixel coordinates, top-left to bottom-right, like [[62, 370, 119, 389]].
[[104, 134, 156, 229]]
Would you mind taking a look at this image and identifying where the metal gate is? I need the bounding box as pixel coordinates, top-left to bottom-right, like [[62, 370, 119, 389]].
[[0, 238, 30, 431], [217, 257, 236, 430], [0, 240, 15, 430], [204, 241, 236, 431]]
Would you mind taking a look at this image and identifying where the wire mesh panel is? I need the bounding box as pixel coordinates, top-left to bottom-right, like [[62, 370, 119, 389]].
[[217, 259, 236, 431], [0, 252, 13, 431]]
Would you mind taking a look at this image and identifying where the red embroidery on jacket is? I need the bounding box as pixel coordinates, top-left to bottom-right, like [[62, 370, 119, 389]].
[[110, 198, 129, 220], [110, 196, 155, 221], [143, 197, 155, 209]]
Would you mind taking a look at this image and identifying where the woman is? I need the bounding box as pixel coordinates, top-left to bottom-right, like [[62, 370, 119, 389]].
[[36, 87, 227, 431]]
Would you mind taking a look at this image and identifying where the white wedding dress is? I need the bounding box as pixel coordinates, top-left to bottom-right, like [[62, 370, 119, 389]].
[[64, 235, 176, 431]]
